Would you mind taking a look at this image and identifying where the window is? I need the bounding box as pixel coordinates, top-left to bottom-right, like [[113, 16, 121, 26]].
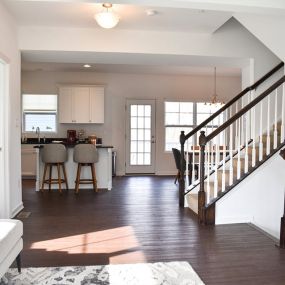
[[165, 102, 224, 151], [165, 102, 194, 151], [22, 94, 57, 132]]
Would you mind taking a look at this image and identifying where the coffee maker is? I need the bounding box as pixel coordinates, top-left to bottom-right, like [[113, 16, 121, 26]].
[[67, 130, 76, 143]]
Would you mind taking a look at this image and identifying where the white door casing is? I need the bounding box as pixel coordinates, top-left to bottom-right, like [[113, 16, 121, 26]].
[[125, 99, 156, 174], [0, 57, 10, 218]]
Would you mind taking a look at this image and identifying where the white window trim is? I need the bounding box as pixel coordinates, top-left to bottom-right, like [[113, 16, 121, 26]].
[[164, 101, 224, 152], [22, 94, 58, 134]]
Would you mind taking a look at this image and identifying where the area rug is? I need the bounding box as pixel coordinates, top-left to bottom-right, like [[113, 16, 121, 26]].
[[0, 261, 204, 285]]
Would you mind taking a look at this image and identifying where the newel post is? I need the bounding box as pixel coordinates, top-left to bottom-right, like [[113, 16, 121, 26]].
[[179, 131, 186, 208], [198, 131, 207, 224], [280, 194, 285, 248]]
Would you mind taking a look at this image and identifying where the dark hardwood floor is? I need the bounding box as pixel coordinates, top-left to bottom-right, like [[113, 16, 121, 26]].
[[20, 176, 285, 284]]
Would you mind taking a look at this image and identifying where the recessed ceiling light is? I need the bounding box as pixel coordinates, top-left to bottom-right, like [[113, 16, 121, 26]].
[[84, 64, 91, 68]]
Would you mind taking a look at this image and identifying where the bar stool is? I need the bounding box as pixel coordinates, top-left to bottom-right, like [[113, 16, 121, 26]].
[[41, 144, 69, 194], [73, 144, 98, 194]]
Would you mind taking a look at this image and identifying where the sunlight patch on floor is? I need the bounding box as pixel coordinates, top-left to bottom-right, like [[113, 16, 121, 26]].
[[30, 226, 145, 261]]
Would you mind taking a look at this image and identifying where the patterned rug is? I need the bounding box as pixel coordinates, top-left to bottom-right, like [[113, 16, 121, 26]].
[[0, 261, 204, 285]]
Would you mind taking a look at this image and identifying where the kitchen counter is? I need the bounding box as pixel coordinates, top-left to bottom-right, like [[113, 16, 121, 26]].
[[30, 144, 113, 149], [23, 141, 114, 191]]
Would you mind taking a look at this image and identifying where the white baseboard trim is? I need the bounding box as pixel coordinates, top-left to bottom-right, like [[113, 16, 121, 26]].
[[11, 202, 24, 218], [215, 215, 252, 225], [155, 171, 176, 176], [115, 171, 176, 176]]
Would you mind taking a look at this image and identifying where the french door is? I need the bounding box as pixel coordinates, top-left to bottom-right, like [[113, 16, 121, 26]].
[[125, 99, 156, 174]]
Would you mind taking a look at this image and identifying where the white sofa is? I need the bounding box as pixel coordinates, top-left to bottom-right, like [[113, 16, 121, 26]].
[[0, 219, 23, 278]]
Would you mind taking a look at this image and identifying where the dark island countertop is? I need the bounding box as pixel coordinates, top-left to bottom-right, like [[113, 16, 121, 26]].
[[21, 138, 113, 149]]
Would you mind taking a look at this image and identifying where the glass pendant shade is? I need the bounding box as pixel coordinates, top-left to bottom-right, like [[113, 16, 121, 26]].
[[95, 4, 119, 29]]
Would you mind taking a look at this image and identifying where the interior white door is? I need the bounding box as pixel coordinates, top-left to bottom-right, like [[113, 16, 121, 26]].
[[126, 99, 156, 174]]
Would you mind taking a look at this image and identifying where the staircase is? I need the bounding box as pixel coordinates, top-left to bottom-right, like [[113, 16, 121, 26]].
[[178, 62, 285, 225]]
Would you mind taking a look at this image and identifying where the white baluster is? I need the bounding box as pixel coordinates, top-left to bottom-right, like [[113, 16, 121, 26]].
[[259, 100, 263, 161], [221, 130, 226, 192], [214, 136, 219, 198], [274, 89, 278, 149], [192, 137, 195, 184], [206, 143, 210, 204], [266, 95, 271, 155], [229, 121, 234, 186], [241, 96, 244, 144], [251, 90, 256, 167], [237, 118, 241, 179], [235, 102, 239, 150], [281, 84, 285, 143], [244, 110, 249, 173]]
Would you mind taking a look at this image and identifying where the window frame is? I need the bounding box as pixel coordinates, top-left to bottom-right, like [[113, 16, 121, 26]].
[[22, 94, 58, 134], [164, 101, 224, 152]]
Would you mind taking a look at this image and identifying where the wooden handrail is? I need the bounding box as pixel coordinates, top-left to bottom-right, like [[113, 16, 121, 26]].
[[206, 75, 285, 142], [184, 62, 284, 142]]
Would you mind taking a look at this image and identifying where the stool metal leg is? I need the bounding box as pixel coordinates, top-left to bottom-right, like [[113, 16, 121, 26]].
[[91, 163, 98, 192]]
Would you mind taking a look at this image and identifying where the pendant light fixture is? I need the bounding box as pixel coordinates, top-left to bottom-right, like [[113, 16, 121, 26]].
[[205, 67, 223, 106], [95, 3, 120, 29]]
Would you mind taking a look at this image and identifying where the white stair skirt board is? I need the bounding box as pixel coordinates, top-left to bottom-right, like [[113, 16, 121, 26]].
[[0, 262, 205, 285]]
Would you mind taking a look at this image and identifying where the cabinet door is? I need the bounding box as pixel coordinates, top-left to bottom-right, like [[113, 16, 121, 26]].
[[90, 87, 104, 123], [73, 87, 90, 123], [59, 87, 73, 123]]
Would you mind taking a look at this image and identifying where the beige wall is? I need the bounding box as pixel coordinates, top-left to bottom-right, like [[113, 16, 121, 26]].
[[22, 70, 241, 175]]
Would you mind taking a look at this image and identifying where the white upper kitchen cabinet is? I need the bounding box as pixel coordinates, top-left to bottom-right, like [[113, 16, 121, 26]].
[[73, 87, 90, 123], [59, 85, 105, 124], [90, 87, 104, 123]]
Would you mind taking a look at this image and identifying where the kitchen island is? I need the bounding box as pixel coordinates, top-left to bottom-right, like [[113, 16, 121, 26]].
[[27, 143, 113, 192]]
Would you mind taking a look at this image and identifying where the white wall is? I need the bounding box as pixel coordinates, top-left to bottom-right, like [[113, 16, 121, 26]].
[[0, 2, 22, 218], [235, 14, 285, 62], [22, 71, 241, 175], [216, 150, 285, 239]]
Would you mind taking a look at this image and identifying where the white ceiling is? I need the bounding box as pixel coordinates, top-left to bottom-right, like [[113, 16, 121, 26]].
[[4, 1, 232, 33]]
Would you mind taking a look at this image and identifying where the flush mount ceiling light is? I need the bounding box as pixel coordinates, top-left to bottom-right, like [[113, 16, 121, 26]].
[[83, 64, 91, 68], [95, 3, 120, 29]]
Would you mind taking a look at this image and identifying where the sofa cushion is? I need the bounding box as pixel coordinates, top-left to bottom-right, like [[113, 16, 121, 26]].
[[0, 219, 23, 264]]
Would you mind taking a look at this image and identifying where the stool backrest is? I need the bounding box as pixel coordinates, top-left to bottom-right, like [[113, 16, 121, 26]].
[[42, 144, 67, 163], [73, 144, 99, 163], [172, 148, 186, 171]]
